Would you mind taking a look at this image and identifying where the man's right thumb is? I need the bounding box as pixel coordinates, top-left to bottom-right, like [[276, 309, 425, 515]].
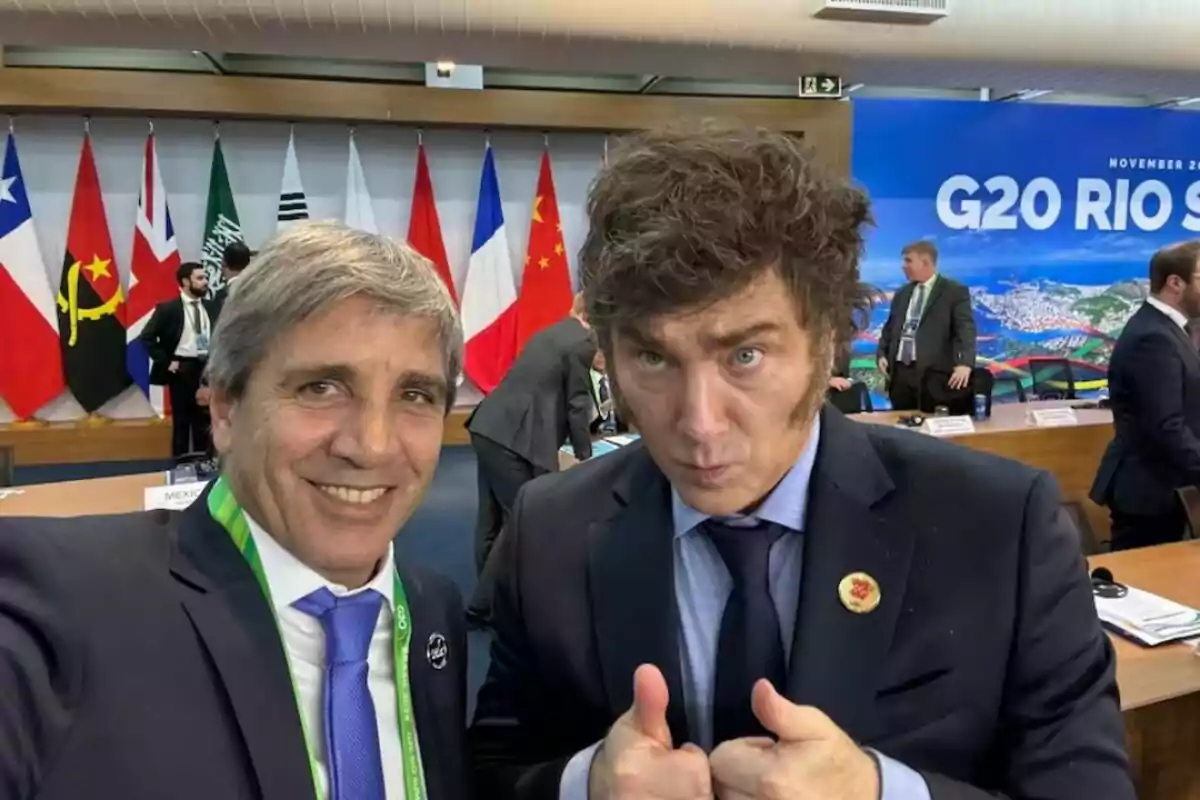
[[631, 663, 672, 747]]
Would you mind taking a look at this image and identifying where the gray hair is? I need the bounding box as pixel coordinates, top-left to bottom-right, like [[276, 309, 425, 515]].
[[208, 221, 463, 409]]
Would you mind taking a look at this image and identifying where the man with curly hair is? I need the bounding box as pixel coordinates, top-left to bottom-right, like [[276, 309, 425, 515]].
[[470, 125, 1132, 800]]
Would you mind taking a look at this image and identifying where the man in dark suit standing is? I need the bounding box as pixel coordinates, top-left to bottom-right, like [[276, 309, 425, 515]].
[[211, 240, 252, 321], [1090, 241, 1200, 550], [0, 222, 470, 800], [465, 294, 597, 573], [876, 241, 976, 411], [470, 127, 1131, 800], [139, 261, 218, 461]]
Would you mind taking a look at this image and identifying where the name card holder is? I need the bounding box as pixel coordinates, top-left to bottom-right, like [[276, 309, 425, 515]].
[[924, 416, 976, 437], [1028, 407, 1078, 428], [144, 482, 208, 511]]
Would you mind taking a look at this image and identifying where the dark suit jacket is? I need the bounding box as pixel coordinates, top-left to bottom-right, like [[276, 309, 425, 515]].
[[467, 318, 596, 472], [210, 284, 230, 323], [469, 408, 1131, 800], [0, 493, 470, 800], [877, 276, 976, 374], [138, 295, 218, 385], [1090, 302, 1200, 516]]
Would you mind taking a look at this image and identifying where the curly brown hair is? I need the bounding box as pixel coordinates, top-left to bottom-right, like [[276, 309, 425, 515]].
[[579, 123, 871, 361]]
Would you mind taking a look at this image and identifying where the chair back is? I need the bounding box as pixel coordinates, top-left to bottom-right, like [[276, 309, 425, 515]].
[[918, 368, 972, 415], [992, 375, 1028, 404], [828, 381, 874, 415], [1028, 357, 1077, 400]]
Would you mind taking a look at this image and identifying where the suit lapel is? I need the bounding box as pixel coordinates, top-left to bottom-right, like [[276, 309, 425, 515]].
[[400, 562, 464, 800], [588, 448, 690, 745], [170, 496, 315, 800], [917, 277, 945, 329], [786, 410, 915, 741]]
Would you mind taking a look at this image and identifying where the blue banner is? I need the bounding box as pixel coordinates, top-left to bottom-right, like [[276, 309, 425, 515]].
[[852, 98, 1200, 400]]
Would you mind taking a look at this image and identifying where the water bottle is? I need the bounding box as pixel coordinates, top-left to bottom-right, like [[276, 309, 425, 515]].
[[973, 393, 989, 421]]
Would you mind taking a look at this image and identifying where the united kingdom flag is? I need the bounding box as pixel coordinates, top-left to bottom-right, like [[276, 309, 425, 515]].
[[125, 130, 181, 417]]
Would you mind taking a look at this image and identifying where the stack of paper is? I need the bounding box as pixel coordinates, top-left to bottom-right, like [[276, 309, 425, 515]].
[[1095, 586, 1200, 646]]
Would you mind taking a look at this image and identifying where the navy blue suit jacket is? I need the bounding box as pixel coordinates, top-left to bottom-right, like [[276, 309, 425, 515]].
[[0, 493, 470, 799], [470, 408, 1132, 799], [1091, 301, 1200, 515]]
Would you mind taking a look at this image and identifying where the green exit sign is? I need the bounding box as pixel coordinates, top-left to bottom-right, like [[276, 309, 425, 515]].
[[800, 74, 843, 99]]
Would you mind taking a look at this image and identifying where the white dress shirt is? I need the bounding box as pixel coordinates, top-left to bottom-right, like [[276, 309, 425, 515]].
[[245, 515, 409, 800], [174, 292, 212, 358], [1146, 295, 1188, 330]]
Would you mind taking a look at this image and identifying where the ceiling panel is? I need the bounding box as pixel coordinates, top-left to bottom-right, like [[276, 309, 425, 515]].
[[0, 0, 1198, 97]]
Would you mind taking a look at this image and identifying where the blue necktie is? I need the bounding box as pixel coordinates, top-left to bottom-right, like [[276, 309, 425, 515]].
[[293, 588, 387, 800], [705, 519, 787, 745]]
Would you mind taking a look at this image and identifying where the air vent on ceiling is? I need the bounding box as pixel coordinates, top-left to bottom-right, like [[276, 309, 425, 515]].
[[813, 0, 949, 25]]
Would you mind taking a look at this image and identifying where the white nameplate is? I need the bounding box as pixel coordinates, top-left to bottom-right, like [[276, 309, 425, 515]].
[[924, 415, 976, 437], [144, 482, 207, 511], [1028, 407, 1078, 428]]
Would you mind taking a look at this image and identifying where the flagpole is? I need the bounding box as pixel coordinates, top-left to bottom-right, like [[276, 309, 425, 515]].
[[417, 128, 423, 147]]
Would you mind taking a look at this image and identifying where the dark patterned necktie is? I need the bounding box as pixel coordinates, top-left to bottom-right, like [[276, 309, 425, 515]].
[[704, 519, 787, 745]]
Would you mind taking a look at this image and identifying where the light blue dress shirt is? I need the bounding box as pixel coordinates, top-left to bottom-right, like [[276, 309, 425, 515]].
[[560, 417, 930, 799]]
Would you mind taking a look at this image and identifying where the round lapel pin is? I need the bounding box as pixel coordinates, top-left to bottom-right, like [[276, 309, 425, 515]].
[[838, 572, 881, 614], [425, 632, 449, 670]]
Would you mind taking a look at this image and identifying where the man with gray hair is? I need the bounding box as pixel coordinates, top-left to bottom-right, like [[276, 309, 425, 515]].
[[0, 222, 471, 800]]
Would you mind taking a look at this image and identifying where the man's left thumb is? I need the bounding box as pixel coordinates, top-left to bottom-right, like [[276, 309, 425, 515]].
[[750, 679, 833, 743]]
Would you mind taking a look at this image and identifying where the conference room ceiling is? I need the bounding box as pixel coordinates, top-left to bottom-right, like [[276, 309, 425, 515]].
[[0, 0, 1197, 98]]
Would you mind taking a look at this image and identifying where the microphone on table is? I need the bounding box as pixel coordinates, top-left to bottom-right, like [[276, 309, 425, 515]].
[[1090, 567, 1128, 599]]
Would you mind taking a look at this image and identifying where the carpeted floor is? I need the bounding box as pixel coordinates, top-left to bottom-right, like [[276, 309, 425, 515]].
[[14, 445, 492, 717]]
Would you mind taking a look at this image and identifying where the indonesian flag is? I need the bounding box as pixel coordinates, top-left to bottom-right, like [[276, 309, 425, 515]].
[[461, 144, 518, 394], [515, 150, 574, 350], [126, 131, 181, 417], [0, 132, 65, 420], [407, 143, 457, 304]]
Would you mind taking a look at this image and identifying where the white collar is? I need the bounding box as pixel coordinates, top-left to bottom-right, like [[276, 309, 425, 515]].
[[244, 512, 396, 612], [1146, 296, 1189, 330], [181, 291, 202, 304]]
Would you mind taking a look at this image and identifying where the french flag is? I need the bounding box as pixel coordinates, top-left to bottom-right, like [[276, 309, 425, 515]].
[[0, 132, 65, 420], [461, 144, 518, 394], [125, 132, 181, 417]]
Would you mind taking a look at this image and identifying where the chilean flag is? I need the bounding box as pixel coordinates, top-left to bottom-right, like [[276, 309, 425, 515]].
[[461, 144, 518, 394], [125, 132, 181, 417], [0, 132, 65, 420]]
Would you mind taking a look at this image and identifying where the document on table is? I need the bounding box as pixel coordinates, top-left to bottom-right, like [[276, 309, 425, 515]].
[[1095, 586, 1200, 646]]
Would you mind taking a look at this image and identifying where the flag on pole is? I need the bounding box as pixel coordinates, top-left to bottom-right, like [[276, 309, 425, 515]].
[[344, 131, 378, 233], [461, 144, 518, 394], [200, 132, 243, 295], [515, 150, 574, 350], [57, 131, 130, 413], [277, 128, 309, 231], [407, 141, 457, 304], [125, 130, 181, 417], [0, 131, 65, 420]]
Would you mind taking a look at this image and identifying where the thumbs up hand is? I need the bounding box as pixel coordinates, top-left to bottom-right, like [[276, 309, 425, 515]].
[[709, 680, 879, 800], [589, 664, 713, 799]]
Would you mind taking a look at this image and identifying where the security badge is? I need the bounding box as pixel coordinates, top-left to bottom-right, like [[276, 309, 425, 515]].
[[425, 632, 449, 670], [838, 572, 881, 614]]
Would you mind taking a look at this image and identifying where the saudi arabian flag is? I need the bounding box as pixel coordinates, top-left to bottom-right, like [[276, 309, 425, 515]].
[[200, 135, 244, 296]]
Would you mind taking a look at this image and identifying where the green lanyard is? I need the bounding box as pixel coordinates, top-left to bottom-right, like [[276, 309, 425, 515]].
[[207, 476, 427, 800]]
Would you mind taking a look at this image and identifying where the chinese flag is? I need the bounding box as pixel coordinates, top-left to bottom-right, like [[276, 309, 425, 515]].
[[407, 143, 457, 305], [515, 151, 573, 351], [57, 133, 130, 413]]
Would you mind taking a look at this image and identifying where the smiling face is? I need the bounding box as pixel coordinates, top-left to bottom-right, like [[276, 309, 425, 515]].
[[611, 269, 826, 516], [209, 295, 448, 587]]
